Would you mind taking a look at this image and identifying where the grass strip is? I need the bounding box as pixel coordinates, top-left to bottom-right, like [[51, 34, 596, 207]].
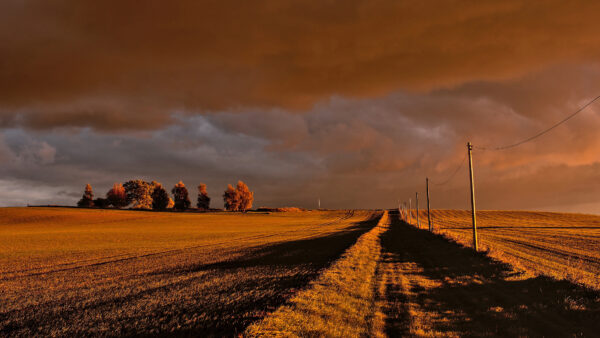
[[245, 211, 389, 337]]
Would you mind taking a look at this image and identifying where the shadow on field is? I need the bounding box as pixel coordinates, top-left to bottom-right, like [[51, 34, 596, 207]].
[[0, 214, 380, 337], [163, 213, 381, 336], [382, 211, 600, 337]]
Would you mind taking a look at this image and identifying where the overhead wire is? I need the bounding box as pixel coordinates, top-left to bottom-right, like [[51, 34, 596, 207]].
[[427, 94, 600, 187], [430, 153, 467, 186], [473, 95, 600, 151]]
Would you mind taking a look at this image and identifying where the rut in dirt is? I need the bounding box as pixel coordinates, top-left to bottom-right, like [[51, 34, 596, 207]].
[[380, 211, 600, 337]]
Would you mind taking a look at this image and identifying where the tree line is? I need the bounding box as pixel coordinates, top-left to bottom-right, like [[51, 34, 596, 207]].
[[77, 180, 254, 212]]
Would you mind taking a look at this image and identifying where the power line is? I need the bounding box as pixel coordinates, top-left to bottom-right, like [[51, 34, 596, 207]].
[[474, 95, 600, 151], [430, 153, 467, 186]]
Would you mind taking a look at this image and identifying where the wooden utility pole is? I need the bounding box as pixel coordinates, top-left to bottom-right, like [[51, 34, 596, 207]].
[[399, 201, 402, 219], [408, 198, 412, 225], [467, 142, 478, 251], [426, 177, 432, 231], [416, 192, 420, 228]]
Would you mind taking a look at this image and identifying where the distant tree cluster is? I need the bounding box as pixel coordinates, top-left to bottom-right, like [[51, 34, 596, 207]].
[[77, 180, 254, 212], [223, 181, 254, 212]]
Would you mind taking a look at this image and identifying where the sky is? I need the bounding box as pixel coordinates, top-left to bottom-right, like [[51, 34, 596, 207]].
[[2, 1, 600, 212]]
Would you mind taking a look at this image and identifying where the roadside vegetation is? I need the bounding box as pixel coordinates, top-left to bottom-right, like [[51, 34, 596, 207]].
[[246, 211, 388, 337]]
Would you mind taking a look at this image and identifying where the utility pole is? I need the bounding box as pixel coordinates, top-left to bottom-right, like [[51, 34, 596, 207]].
[[398, 200, 402, 220], [318, 198, 321, 209], [408, 198, 412, 225], [426, 177, 432, 232], [416, 192, 420, 228], [467, 142, 478, 251]]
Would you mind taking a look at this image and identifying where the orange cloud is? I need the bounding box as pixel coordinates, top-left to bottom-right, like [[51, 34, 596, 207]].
[[2, 1, 600, 129]]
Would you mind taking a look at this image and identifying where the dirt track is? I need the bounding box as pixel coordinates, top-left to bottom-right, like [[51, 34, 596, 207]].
[[379, 211, 600, 336]]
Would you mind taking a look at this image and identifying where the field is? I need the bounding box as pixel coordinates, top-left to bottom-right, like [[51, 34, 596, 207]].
[[0, 207, 380, 336], [410, 210, 600, 290], [380, 211, 600, 336], [1, 207, 600, 337]]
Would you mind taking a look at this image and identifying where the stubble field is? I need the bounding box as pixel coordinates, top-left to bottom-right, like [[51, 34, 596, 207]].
[[2, 207, 600, 337], [0, 207, 380, 336], [411, 209, 600, 290]]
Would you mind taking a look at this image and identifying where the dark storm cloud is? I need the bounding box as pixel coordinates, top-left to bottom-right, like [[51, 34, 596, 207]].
[[3, 64, 600, 211], [2, 1, 600, 129], [2, 1, 600, 212]]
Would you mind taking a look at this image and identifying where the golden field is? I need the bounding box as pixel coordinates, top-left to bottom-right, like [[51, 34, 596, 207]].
[[0, 207, 380, 336], [1, 207, 599, 337], [409, 209, 600, 290]]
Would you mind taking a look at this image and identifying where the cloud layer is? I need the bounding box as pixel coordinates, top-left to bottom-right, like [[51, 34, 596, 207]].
[[3, 1, 600, 129], [1, 2, 600, 212]]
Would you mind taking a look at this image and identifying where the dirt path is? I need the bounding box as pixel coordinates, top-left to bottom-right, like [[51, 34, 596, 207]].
[[379, 211, 600, 337], [246, 211, 389, 337]]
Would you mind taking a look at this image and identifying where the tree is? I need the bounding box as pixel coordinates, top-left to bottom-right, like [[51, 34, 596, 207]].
[[223, 184, 241, 211], [236, 181, 254, 212], [151, 182, 170, 210], [106, 183, 128, 208], [123, 180, 136, 205], [123, 180, 153, 210], [167, 197, 175, 209], [93, 197, 110, 208], [197, 183, 211, 210], [77, 184, 94, 207], [172, 181, 191, 211]]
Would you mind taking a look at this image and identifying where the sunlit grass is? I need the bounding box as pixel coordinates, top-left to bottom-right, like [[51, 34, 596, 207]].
[[246, 211, 388, 337]]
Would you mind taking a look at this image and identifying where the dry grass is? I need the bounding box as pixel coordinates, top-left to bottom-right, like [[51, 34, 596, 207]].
[[245, 211, 388, 337], [408, 209, 600, 290], [0, 207, 379, 336]]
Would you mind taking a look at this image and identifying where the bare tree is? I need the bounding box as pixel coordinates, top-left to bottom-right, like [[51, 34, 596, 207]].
[[197, 183, 211, 210]]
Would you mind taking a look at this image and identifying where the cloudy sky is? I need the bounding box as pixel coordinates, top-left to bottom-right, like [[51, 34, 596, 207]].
[[2, 1, 600, 212]]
